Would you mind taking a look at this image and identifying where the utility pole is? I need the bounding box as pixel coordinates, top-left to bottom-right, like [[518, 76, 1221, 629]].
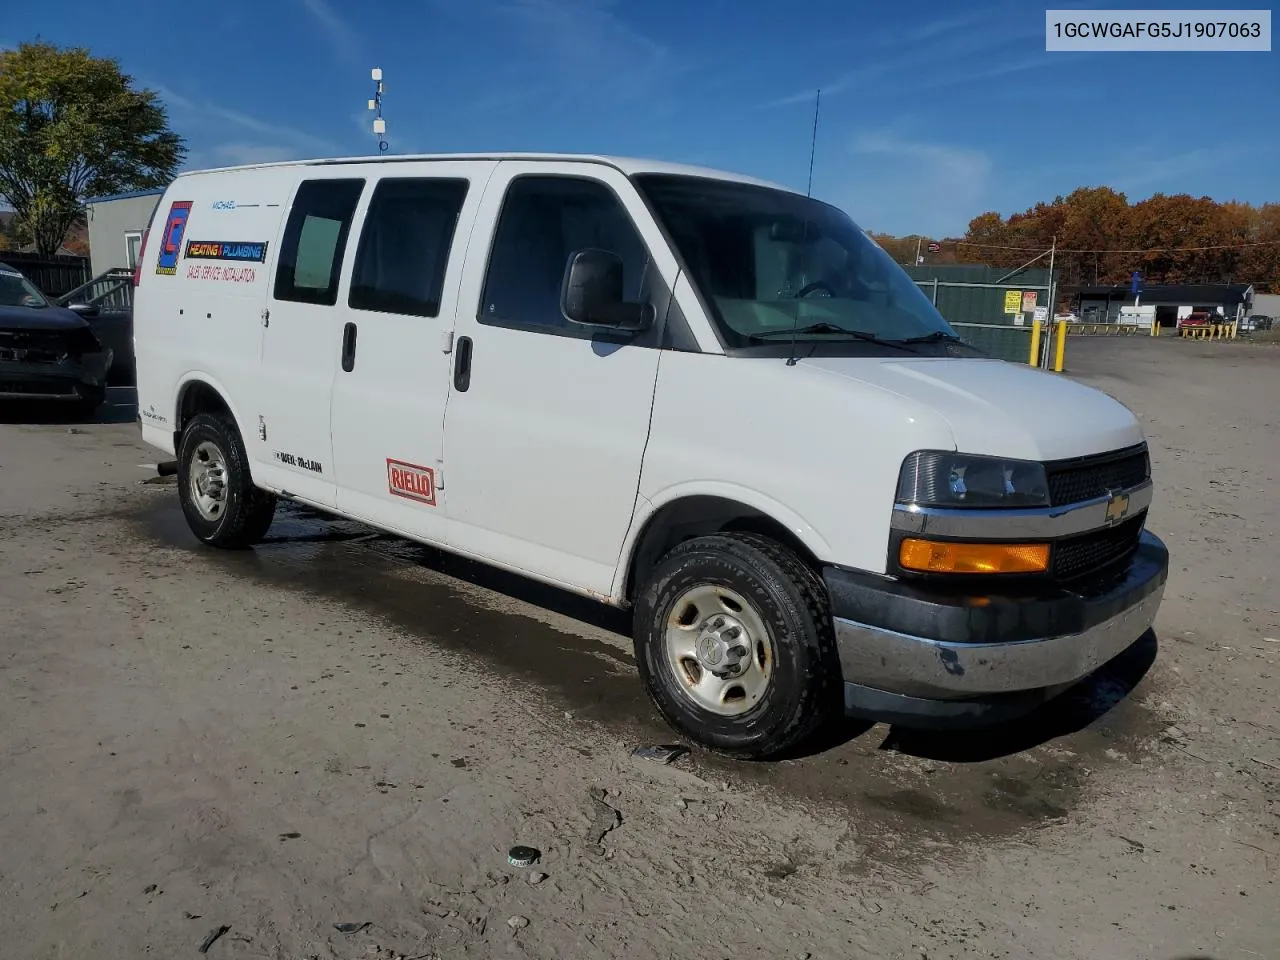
[[1048, 234, 1056, 314], [368, 68, 388, 154], [914, 236, 923, 266]]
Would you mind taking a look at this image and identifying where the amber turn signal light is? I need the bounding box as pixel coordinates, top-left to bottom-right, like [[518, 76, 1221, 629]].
[[899, 538, 1050, 574]]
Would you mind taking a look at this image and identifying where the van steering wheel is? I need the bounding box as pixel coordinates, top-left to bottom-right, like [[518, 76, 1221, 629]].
[[796, 280, 835, 298]]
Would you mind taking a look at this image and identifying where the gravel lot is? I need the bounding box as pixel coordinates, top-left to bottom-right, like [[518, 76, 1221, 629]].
[[1, 337, 1276, 960]]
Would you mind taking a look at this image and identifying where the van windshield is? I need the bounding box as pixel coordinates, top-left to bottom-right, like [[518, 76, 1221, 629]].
[[633, 174, 956, 350]]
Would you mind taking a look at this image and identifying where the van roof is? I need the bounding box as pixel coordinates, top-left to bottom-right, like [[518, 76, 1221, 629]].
[[172, 152, 797, 194]]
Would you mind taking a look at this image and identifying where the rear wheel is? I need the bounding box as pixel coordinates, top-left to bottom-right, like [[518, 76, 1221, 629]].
[[633, 533, 840, 759], [176, 413, 277, 548]]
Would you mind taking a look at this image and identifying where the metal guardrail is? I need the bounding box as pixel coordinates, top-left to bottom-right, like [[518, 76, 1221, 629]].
[[1065, 322, 1145, 337], [1177, 323, 1238, 340], [55, 268, 134, 314], [1063, 320, 1242, 340]]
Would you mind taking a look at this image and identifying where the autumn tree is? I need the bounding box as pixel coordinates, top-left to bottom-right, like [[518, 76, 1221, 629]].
[[0, 42, 185, 256], [945, 188, 1280, 293]]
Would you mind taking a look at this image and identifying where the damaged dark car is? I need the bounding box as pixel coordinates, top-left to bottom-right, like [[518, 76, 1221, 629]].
[[0, 262, 113, 416]]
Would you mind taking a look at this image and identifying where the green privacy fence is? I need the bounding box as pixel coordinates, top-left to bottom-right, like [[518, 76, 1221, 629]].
[[904, 264, 1058, 365]]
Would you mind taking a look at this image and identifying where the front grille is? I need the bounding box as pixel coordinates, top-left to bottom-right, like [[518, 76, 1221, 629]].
[[1053, 512, 1146, 582], [0, 330, 69, 365], [1045, 444, 1149, 506]]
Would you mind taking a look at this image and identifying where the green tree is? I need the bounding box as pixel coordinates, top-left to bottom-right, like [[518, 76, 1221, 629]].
[[0, 41, 185, 256]]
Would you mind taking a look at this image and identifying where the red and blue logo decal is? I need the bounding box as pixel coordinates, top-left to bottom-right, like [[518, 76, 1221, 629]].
[[155, 200, 192, 275]]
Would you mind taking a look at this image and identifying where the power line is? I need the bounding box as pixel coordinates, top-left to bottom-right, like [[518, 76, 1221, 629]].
[[943, 238, 1280, 254]]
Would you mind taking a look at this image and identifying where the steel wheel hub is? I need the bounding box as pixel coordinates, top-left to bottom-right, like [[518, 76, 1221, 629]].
[[695, 615, 750, 677], [189, 440, 228, 523], [664, 584, 774, 717]]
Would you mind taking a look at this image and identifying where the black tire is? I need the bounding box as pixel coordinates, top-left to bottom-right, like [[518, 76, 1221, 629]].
[[176, 412, 277, 548], [633, 533, 840, 760]]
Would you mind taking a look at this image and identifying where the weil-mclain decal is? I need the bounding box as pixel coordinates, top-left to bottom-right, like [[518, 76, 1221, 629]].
[[184, 240, 268, 262], [273, 450, 324, 474], [386, 459, 436, 506], [155, 201, 193, 275]]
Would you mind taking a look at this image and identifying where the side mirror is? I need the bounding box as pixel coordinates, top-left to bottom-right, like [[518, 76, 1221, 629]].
[[67, 302, 100, 320], [561, 249, 653, 331]]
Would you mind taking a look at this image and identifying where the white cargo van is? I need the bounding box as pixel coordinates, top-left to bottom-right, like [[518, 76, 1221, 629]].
[[133, 153, 1168, 758]]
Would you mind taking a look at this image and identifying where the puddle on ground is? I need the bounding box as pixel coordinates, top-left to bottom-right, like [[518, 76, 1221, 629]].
[[120, 494, 1166, 845]]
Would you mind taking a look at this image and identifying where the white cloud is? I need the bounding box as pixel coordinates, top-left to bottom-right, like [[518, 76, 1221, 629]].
[[1109, 148, 1220, 193], [760, 3, 1048, 109], [436, 0, 678, 105], [209, 144, 306, 167], [843, 131, 994, 237], [150, 81, 339, 161], [298, 0, 363, 64]]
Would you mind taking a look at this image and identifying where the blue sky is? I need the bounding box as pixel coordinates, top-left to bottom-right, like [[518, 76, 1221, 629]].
[[6, 0, 1277, 236]]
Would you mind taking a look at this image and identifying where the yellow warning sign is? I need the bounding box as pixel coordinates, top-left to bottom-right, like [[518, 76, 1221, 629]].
[[1004, 290, 1022, 314]]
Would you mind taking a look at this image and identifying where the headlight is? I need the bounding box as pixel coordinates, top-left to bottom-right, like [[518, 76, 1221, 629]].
[[896, 451, 1049, 509]]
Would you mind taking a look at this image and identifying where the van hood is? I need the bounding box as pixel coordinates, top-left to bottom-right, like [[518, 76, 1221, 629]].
[[800, 355, 1144, 461]]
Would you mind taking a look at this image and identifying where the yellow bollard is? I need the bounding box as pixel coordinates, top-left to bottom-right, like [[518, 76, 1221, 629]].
[[1151, 319, 1159, 337], [1029, 319, 1042, 366], [1053, 320, 1067, 372], [1231, 321, 1238, 339]]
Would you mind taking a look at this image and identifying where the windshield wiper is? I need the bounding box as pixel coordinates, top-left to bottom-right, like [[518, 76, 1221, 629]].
[[752, 323, 918, 353], [896, 330, 962, 344]]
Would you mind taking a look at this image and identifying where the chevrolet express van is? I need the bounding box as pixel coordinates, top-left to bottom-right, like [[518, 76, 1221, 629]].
[[133, 154, 1168, 758]]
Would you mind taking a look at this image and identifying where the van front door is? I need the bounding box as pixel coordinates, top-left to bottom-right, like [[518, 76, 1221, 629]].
[[441, 163, 675, 596], [258, 176, 365, 507], [329, 164, 495, 536]]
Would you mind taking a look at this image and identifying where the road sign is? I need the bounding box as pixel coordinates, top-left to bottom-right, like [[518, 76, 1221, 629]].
[[928, 241, 940, 253], [1021, 291, 1038, 313], [1004, 290, 1022, 314]]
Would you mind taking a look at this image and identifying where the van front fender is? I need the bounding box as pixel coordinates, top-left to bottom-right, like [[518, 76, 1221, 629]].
[[612, 481, 834, 604]]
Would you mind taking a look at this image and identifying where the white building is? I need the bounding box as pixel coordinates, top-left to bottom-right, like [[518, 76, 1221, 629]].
[[85, 189, 164, 278]]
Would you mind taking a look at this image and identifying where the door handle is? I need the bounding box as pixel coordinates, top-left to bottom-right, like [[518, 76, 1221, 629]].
[[454, 335, 472, 391], [341, 322, 357, 372]]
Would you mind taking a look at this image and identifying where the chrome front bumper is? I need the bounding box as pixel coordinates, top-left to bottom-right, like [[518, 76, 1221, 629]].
[[824, 531, 1168, 718], [836, 579, 1163, 698]]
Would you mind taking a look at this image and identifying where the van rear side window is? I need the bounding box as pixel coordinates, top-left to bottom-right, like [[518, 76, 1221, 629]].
[[274, 179, 365, 306], [349, 178, 469, 318]]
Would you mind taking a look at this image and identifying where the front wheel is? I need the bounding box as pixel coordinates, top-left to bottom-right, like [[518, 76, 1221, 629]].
[[633, 533, 840, 759], [176, 413, 277, 548]]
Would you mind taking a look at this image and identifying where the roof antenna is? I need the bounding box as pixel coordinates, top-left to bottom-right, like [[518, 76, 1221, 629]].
[[806, 87, 821, 197], [369, 68, 388, 155], [788, 88, 821, 367]]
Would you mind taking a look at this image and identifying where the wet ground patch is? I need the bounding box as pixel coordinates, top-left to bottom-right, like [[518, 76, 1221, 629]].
[[119, 493, 1167, 844]]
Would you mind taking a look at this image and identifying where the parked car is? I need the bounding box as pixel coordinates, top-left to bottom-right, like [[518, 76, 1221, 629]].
[[0, 262, 113, 415], [1243, 314, 1273, 333], [133, 153, 1168, 758], [1179, 311, 1212, 329]]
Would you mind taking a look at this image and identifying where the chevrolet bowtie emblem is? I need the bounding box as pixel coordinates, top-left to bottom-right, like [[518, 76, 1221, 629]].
[[1105, 491, 1130, 524]]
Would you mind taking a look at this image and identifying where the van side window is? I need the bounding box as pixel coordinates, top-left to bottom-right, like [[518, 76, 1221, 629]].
[[274, 179, 365, 306], [349, 178, 469, 318], [480, 177, 650, 332]]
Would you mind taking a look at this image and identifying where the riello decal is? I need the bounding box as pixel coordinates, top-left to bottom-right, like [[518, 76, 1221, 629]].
[[386, 459, 436, 506]]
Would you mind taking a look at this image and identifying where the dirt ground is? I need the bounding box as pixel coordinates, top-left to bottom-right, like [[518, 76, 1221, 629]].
[[1, 336, 1276, 960]]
